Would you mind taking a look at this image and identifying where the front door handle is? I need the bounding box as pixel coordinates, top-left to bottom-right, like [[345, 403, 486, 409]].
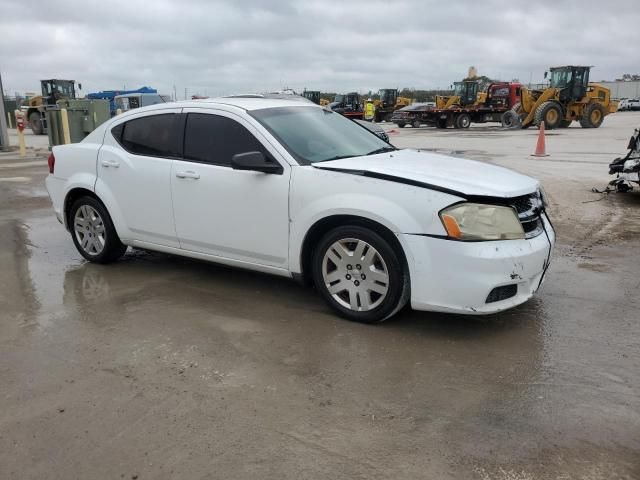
[[175, 170, 200, 179], [101, 160, 120, 168]]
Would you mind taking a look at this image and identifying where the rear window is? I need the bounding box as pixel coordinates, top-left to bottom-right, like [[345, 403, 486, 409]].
[[112, 114, 178, 158]]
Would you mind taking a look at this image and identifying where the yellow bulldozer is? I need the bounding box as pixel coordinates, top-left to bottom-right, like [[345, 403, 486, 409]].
[[504, 66, 617, 129]]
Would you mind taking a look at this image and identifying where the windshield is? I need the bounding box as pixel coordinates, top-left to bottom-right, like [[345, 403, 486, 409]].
[[550, 69, 571, 89], [250, 106, 393, 165]]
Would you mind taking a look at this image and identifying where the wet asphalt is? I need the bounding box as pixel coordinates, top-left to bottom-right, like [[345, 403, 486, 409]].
[[1, 116, 639, 479]]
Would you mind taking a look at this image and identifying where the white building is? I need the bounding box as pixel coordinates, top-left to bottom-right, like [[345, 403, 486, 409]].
[[596, 80, 640, 99]]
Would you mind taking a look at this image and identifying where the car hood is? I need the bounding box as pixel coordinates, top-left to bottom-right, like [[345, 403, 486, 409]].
[[312, 149, 539, 198]]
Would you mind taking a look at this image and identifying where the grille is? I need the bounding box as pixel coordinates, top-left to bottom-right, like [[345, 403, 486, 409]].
[[506, 192, 544, 239], [510, 194, 537, 214], [486, 284, 518, 303]]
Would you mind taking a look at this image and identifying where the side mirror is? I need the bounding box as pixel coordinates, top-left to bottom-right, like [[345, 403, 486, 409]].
[[231, 151, 283, 174], [544, 71, 548, 79]]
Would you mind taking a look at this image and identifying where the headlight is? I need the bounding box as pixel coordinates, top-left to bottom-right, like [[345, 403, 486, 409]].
[[440, 203, 524, 241]]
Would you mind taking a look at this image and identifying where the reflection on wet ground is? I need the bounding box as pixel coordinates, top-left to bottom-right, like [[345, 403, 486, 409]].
[[1, 208, 637, 479]]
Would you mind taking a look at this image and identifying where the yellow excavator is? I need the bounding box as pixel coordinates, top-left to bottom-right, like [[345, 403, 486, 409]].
[[503, 66, 617, 129]]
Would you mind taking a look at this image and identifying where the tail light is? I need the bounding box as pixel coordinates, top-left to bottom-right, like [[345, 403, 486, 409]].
[[47, 152, 55, 174]]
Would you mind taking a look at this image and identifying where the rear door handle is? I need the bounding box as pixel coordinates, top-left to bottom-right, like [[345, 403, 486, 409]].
[[101, 160, 120, 168], [175, 170, 200, 179]]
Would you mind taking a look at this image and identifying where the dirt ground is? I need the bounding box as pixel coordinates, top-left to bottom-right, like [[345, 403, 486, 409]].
[[1, 113, 639, 479]]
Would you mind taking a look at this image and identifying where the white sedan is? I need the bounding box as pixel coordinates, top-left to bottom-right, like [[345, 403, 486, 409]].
[[45, 96, 555, 323]]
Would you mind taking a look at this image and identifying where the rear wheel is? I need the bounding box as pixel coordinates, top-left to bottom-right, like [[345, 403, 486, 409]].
[[455, 113, 471, 129], [579, 103, 605, 128], [312, 226, 409, 323], [69, 196, 127, 264], [29, 112, 44, 135], [534, 101, 563, 130]]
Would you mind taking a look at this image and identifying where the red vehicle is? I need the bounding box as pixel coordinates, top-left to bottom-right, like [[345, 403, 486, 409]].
[[394, 82, 522, 129]]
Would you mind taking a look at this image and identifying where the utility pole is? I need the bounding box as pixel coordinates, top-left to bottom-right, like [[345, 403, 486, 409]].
[[0, 71, 10, 151]]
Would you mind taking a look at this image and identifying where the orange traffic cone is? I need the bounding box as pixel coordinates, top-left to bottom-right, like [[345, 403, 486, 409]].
[[531, 122, 549, 157]]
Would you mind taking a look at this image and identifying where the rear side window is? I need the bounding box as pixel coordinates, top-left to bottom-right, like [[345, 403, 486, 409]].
[[113, 114, 178, 157], [184, 113, 268, 167]]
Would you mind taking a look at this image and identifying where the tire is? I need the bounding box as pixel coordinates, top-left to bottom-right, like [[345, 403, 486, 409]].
[[69, 196, 127, 264], [436, 118, 447, 129], [511, 102, 522, 114], [29, 112, 44, 135], [534, 101, 563, 130], [501, 110, 521, 128], [312, 226, 409, 323], [412, 119, 421, 128], [396, 122, 406, 128], [579, 103, 605, 128], [455, 113, 471, 129], [559, 120, 572, 128]]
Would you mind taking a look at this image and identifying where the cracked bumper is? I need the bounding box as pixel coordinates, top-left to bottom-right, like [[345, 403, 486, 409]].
[[401, 214, 555, 315]]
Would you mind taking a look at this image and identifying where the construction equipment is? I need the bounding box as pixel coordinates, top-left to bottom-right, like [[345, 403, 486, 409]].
[[435, 80, 487, 109], [26, 79, 78, 135], [373, 89, 411, 122], [504, 66, 618, 130], [397, 82, 521, 129], [302, 90, 321, 105], [328, 92, 364, 119]]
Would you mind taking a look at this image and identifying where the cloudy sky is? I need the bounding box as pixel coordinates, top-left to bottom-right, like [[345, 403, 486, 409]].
[[1, 0, 639, 98]]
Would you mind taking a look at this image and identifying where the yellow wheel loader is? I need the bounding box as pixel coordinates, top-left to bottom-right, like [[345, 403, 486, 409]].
[[435, 80, 486, 109], [25, 79, 78, 135], [373, 89, 412, 122], [503, 66, 617, 130]]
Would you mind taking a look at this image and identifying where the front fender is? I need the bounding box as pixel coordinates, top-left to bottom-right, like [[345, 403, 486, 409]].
[[288, 167, 458, 273]]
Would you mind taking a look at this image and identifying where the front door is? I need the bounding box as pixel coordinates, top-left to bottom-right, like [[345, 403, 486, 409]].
[[170, 109, 291, 270]]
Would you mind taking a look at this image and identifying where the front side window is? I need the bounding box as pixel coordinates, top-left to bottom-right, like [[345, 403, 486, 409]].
[[251, 106, 393, 165], [115, 113, 177, 157], [184, 113, 268, 167]]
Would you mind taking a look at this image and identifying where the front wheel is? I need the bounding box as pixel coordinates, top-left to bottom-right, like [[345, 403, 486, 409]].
[[69, 196, 127, 263], [29, 112, 44, 135], [312, 226, 409, 323]]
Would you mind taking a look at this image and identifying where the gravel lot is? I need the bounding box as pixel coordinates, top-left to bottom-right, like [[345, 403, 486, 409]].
[[1, 113, 639, 479]]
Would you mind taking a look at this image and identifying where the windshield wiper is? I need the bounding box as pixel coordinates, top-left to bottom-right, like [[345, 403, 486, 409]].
[[317, 154, 356, 162], [365, 146, 396, 156]]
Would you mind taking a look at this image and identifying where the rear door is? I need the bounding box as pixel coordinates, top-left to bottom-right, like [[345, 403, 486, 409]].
[[170, 108, 291, 269], [96, 109, 181, 247]]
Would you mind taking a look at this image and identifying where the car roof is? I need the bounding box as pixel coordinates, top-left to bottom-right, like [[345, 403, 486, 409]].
[[112, 96, 321, 115]]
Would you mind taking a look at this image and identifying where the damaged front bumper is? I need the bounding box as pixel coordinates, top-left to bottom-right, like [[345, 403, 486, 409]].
[[402, 213, 555, 315]]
